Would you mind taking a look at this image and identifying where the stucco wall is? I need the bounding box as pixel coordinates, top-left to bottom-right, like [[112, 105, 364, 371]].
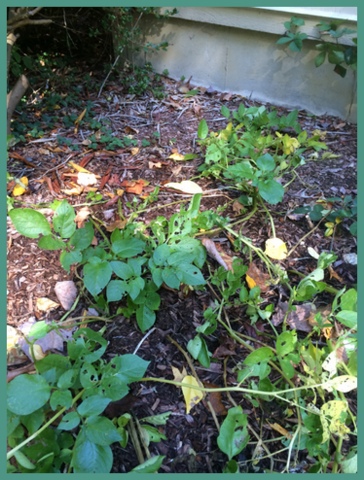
[[133, 7, 357, 122]]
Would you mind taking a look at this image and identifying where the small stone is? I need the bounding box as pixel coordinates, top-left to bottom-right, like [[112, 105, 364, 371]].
[[54, 281, 78, 310]]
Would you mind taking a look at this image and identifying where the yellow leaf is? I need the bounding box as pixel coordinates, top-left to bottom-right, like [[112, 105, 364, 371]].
[[12, 176, 28, 196], [68, 161, 92, 173], [36, 297, 60, 312], [74, 108, 87, 125], [268, 422, 292, 439], [171, 366, 187, 383], [181, 375, 204, 414], [168, 152, 185, 161], [164, 180, 203, 194], [246, 274, 257, 290], [131, 147, 140, 155], [265, 237, 288, 260]]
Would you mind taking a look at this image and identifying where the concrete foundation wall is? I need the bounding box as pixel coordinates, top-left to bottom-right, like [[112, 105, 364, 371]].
[[135, 7, 357, 122]]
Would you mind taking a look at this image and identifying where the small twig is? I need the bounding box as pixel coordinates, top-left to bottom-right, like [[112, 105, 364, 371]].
[[133, 328, 156, 355]]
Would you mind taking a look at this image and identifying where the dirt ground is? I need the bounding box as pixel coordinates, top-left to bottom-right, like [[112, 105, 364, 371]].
[[7, 75, 357, 473]]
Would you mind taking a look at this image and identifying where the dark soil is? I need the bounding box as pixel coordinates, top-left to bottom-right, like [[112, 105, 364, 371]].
[[7, 71, 357, 473]]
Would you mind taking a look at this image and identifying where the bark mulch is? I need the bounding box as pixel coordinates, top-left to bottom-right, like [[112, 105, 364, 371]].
[[7, 73, 357, 473]]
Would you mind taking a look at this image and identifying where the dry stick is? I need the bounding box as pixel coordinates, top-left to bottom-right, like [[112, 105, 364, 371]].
[[286, 212, 330, 257], [128, 416, 145, 465]]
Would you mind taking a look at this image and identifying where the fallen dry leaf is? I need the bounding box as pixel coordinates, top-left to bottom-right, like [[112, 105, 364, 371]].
[[168, 152, 185, 161], [69, 161, 92, 174], [54, 281, 78, 310], [62, 184, 84, 196], [121, 179, 149, 195], [202, 238, 233, 271], [246, 262, 270, 293], [77, 172, 98, 187], [164, 180, 203, 194], [74, 206, 92, 227], [36, 297, 60, 312], [148, 161, 162, 169], [268, 422, 292, 439], [204, 382, 227, 416], [171, 365, 188, 383], [272, 302, 331, 332], [105, 218, 128, 232], [18, 319, 75, 362]]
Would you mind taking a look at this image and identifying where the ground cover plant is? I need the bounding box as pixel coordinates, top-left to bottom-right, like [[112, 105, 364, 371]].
[[7, 28, 357, 473]]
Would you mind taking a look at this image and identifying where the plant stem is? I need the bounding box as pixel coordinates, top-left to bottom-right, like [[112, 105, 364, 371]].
[[7, 389, 84, 461]]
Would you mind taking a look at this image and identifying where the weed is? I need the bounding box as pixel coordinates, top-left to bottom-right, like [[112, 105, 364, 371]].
[[7, 324, 151, 473]]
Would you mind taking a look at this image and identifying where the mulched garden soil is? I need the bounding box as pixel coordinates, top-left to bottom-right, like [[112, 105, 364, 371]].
[[7, 73, 357, 473]]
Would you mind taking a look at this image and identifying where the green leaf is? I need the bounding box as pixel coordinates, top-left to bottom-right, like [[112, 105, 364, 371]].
[[141, 412, 172, 426], [131, 455, 165, 473], [217, 406, 249, 460], [276, 36, 293, 45], [314, 51, 326, 67], [7, 374, 51, 415], [140, 424, 167, 445], [340, 288, 357, 312], [256, 153, 275, 172], [53, 201, 76, 238], [69, 222, 94, 250], [276, 331, 297, 357], [84, 416, 122, 445], [83, 257, 113, 296], [60, 249, 83, 272], [243, 347, 275, 365], [197, 119, 208, 139], [187, 335, 211, 368], [108, 354, 150, 384], [38, 234, 66, 250], [127, 276, 145, 300], [328, 49, 345, 65], [50, 389, 73, 410], [335, 310, 357, 330], [136, 304, 156, 332], [14, 450, 35, 470], [9, 208, 51, 238], [106, 279, 127, 302], [110, 260, 133, 279], [111, 236, 145, 257], [77, 396, 111, 417], [58, 411, 81, 431], [72, 439, 113, 473], [79, 362, 100, 389], [178, 263, 205, 286], [256, 178, 284, 204], [98, 376, 129, 401], [221, 105, 231, 118], [224, 161, 254, 181]]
